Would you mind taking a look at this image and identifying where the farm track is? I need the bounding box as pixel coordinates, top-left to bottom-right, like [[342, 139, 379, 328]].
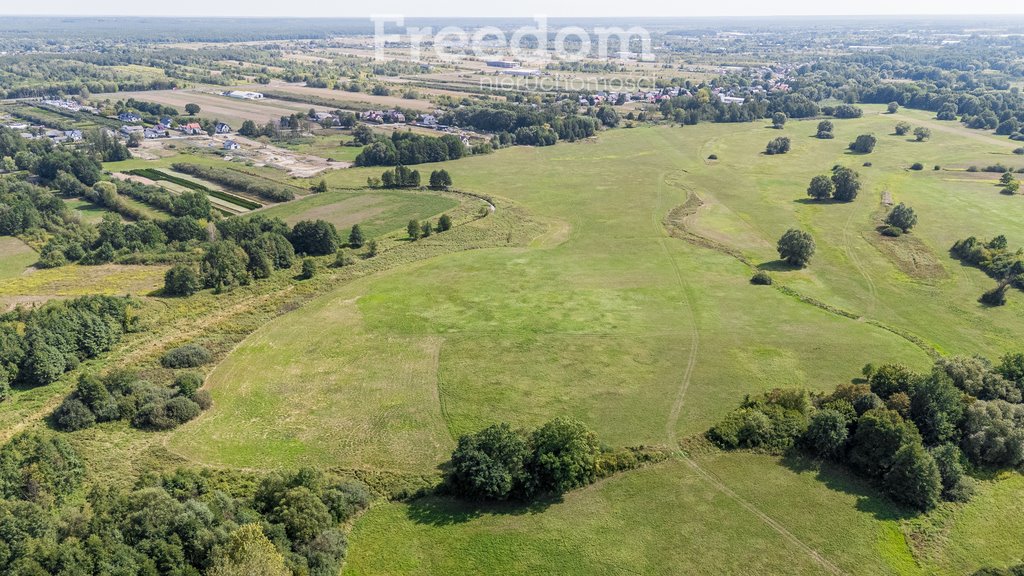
[[654, 158, 846, 576], [842, 204, 880, 315], [679, 452, 848, 576]]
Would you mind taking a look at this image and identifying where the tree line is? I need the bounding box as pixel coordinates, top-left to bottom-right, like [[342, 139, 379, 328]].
[[709, 353, 1024, 511]]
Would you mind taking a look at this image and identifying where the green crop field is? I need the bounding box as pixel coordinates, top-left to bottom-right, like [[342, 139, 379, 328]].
[[160, 105, 1024, 574], [252, 189, 460, 238]]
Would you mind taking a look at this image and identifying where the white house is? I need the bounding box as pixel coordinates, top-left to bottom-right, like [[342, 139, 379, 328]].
[[223, 140, 241, 150]]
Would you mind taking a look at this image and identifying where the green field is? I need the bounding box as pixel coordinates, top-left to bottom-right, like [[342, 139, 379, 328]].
[[252, 189, 460, 239], [158, 106, 1024, 574], [275, 132, 364, 163], [0, 237, 37, 280]]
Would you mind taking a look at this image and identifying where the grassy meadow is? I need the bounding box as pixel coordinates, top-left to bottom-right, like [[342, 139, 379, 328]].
[[39, 104, 1023, 574], [0, 236, 37, 281]]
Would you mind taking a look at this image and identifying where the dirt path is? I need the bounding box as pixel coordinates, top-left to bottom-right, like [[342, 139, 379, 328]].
[[680, 453, 848, 576], [843, 206, 880, 316], [656, 172, 700, 445], [655, 153, 847, 576]]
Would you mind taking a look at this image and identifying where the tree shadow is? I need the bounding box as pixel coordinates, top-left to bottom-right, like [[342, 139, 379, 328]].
[[404, 493, 562, 526], [794, 197, 843, 205], [779, 452, 916, 521], [756, 259, 801, 272]]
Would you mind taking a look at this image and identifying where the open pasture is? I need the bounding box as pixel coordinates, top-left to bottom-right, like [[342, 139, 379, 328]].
[[163, 106, 1024, 574]]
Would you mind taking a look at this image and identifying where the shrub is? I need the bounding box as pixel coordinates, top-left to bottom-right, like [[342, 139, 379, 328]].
[[437, 214, 453, 232], [848, 134, 877, 154], [161, 344, 212, 369], [1014, 148, 1024, 155], [53, 397, 96, 431], [885, 203, 918, 232], [528, 417, 600, 495], [895, 122, 912, 136], [980, 285, 1008, 306], [334, 250, 354, 268], [765, 136, 791, 155], [301, 258, 317, 280], [910, 163, 924, 171], [931, 444, 974, 502], [863, 162, 872, 167], [192, 389, 213, 410], [164, 264, 201, 297], [174, 372, 203, 397], [881, 225, 903, 237], [707, 154, 718, 160], [750, 270, 772, 285]]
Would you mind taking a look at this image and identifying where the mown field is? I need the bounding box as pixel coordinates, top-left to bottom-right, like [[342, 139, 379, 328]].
[[0, 236, 37, 281], [159, 106, 1024, 574], [254, 189, 460, 239]]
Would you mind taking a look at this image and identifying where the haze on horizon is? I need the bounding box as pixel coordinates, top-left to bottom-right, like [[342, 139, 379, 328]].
[[2, 0, 1023, 18]]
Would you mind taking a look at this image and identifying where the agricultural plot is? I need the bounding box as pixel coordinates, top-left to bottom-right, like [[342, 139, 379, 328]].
[[97, 88, 332, 127], [169, 109, 1024, 573], [125, 167, 261, 214], [0, 237, 37, 281], [0, 263, 166, 310], [258, 81, 435, 112], [254, 189, 460, 238]]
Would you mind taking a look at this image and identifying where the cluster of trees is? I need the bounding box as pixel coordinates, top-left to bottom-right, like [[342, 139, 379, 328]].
[[53, 368, 209, 432], [354, 131, 466, 167], [407, 213, 453, 241], [0, 434, 370, 576], [113, 179, 213, 219], [1000, 172, 1020, 195], [710, 352, 1024, 511], [440, 102, 599, 146], [163, 215, 345, 295], [171, 163, 296, 202], [894, 122, 932, 141], [950, 235, 1024, 305], [445, 417, 666, 501], [0, 296, 136, 400], [378, 165, 421, 189], [805, 166, 862, 202]]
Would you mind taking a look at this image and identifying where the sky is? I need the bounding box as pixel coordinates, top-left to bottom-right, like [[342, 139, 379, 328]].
[[3, 0, 1024, 17]]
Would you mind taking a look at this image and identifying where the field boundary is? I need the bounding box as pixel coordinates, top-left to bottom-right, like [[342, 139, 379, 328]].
[[662, 186, 940, 360]]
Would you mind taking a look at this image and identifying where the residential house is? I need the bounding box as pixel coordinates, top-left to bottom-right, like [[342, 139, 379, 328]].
[[118, 112, 142, 123], [63, 130, 83, 142], [120, 125, 144, 136], [215, 122, 231, 134], [180, 123, 204, 135], [144, 127, 168, 139], [223, 140, 241, 150]]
